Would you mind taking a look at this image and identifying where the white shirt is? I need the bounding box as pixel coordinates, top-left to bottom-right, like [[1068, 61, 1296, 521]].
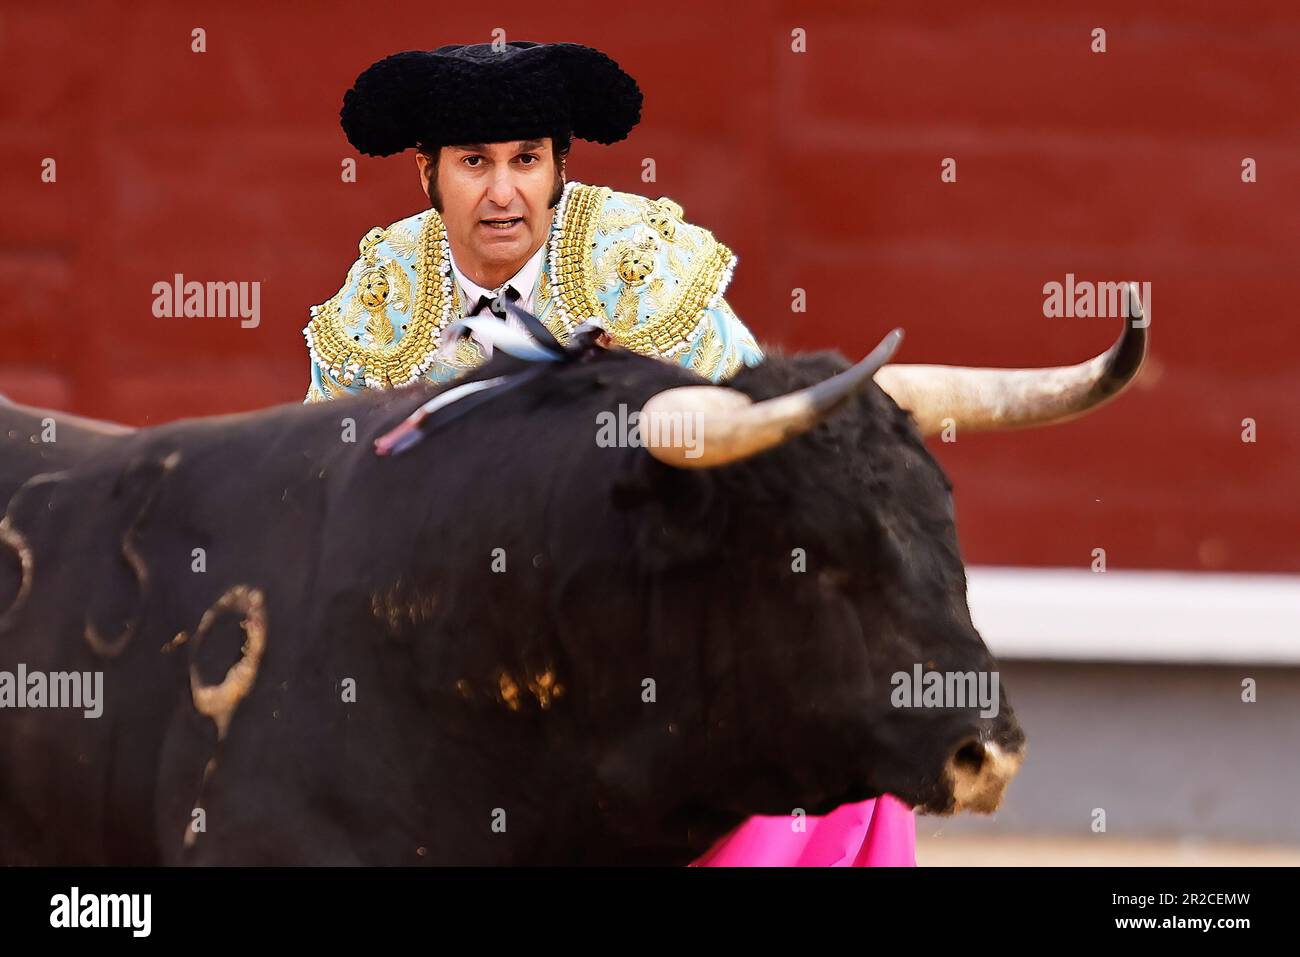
[[448, 241, 547, 357]]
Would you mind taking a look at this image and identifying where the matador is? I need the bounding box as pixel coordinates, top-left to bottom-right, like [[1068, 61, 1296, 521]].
[[304, 41, 763, 402]]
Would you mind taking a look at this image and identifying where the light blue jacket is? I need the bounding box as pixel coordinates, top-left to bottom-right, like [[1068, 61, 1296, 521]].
[[304, 181, 763, 401]]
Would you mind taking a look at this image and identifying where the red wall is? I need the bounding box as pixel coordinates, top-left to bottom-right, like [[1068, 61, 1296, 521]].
[[3, 1, 1298, 573]]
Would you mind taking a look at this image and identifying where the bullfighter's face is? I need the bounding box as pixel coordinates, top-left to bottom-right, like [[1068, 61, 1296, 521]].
[[419, 138, 561, 290]]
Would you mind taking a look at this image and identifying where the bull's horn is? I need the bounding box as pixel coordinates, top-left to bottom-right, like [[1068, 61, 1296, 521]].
[[872, 282, 1149, 436], [641, 329, 904, 469]]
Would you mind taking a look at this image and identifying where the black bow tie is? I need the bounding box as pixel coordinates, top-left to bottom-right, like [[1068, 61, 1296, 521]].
[[470, 285, 521, 320]]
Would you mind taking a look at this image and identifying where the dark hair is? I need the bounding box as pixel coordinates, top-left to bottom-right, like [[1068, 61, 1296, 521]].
[[419, 131, 571, 212]]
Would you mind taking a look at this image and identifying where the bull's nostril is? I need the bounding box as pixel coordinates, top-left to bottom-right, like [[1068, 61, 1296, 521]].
[[952, 739, 987, 774]]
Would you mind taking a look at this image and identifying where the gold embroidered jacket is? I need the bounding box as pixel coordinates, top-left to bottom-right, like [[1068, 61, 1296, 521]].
[[303, 181, 763, 401]]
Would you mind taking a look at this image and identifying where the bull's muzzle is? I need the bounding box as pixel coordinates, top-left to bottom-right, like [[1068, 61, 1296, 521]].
[[944, 738, 1025, 814]]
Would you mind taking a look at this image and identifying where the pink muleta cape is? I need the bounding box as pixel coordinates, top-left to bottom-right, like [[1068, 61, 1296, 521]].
[[690, 795, 916, 867]]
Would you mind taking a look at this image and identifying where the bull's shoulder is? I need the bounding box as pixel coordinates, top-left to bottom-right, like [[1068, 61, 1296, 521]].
[[555, 183, 736, 361], [303, 209, 466, 391]]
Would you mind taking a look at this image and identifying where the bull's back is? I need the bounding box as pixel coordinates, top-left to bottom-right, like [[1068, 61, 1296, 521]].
[[0, 403, 131, 497]]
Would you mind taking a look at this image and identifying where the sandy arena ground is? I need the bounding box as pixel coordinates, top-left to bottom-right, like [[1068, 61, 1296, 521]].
[[917, 832, 1300, 866]]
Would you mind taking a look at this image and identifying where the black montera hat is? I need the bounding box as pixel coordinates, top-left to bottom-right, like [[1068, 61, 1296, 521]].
[[340, 41, 643, 157]]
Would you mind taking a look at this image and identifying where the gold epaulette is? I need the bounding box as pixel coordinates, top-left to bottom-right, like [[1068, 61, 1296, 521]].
[[551, 185, 737, 359], [303, 211, 456, 389]]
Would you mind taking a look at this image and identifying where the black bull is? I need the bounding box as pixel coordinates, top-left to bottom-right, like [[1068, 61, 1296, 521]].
[[0, 345, 1025, 865]]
